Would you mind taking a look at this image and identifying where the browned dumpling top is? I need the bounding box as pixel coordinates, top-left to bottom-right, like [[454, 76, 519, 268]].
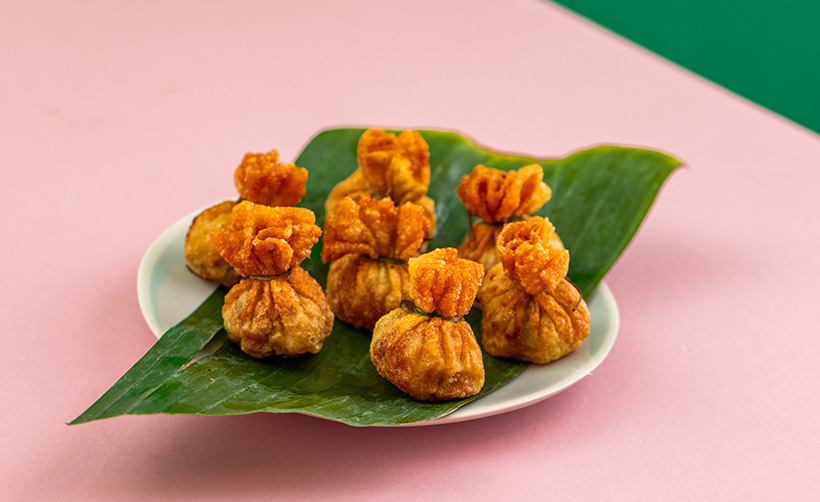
[[322, 195, 429, 263], [455, 163, 551, 222], [210, 201, 321, 277], [357, 129, 430, 205], [234, 149, 308, 207], [496, 216, 569, 295], [408, 248, 484, 318]]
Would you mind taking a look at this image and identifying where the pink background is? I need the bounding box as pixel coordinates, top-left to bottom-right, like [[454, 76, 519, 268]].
[[3, 0, 819, 499]]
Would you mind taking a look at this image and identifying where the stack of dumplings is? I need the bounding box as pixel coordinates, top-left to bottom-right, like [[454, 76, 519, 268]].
[[184, 150, 308, 287], [326, 129, 437, 240], [370, 248, 486, 401], [456, 163, 563, 272], [210, 201, 333, 358], [322, 195, 429, 330]]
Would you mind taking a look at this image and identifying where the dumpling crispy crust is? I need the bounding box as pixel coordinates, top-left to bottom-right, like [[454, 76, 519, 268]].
[[325, 169, 373, 217], [222, 268, 334, 358], [322, 195, 429, 262], [457, 221, 503, 273], [184, 200, 241, 286], [458, 220, 566, 274], [414, 195, 437, 243], [496, 216, 568, 295], [357, 129, 430, 204], [326, 129, 437, 240], [210, 201, 322, 277], [370, 309, 485, 401], [234, 150, 308, 207], [370, 248, 486, 401], [455, 164, 551, 223], [476, 216, 589, 364], [325, 254, 410, 331], [408, 248, 484, 318], [322, 195, 428, 329], [455, 163, 553, 271], [477, 264, 589, 364]]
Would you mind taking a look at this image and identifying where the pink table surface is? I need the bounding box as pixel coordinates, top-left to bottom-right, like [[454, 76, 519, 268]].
[[3, 0, 819, 500]]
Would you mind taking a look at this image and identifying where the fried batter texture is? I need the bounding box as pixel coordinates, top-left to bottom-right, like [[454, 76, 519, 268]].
[[234, 150, 308, 207], [357, 129, 430, 204], [325, 169, 372, 216], [184, 200, 240, 287], [322, 195, 429, 330], [210, 201, 322, 277], [496, 216, 569, 296], [456, 163, 557, 271], [477, 217, 589, 364], [210, 201, 333, 358], [222, 268, 334, 358], [370, 248, 485, 401], [407, 247, 484, 318], [185, 149, 309, 285], [325, 129, 436, 240], [323, 196, 428, 262]]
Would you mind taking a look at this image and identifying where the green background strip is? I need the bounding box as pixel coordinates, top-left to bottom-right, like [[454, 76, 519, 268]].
[[550, 0, 820, 135]]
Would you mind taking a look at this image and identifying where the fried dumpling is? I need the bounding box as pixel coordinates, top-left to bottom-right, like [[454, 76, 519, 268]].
[[325, 129, 436, 240], [370, 248, 485, 401], [184, 200, 240, 287], [185, 149, 309, 285], [210, 201, 333, 358], [234, 150, 308, 207], [357, 129, 430, 205], [477, 217, 589, 364], [456, 163, 560, 272], [322, 195, 429, 331]]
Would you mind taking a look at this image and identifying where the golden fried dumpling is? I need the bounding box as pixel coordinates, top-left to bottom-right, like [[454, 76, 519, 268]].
[[211, 201, 322, 277], [234, 150, 308, 207], [477, 217, 589, 364], [184, 149, 309, 285], [357, 129, 430, 205], [370, 248, 485, 401], [184, 200, 240, 287], [456, 163, 559, 272], [495, 215, 569, 295], [322, 195, 428, 330], [211, 202, 333, 358], [326, 129, 437, 241], [406, 248, 483, 318], [322, 195, 428, 263], [325, 169, 372, 218], [222, 268, 334, 358]]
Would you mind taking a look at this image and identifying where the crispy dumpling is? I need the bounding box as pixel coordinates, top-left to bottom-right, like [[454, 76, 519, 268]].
[[322, 195, 429, 330], [184, 200, 240, 287], [456, 163, 560, 272], [357, 129, 430, 204], [370, 248, 485, 401], [325, 169, 372, 218], [185, 149, 309, 285], [222, 268, 333, 358], [325, 129, 437, 240], [477, 217, 589, 364], [211, 202, 333, 358], [210, 201, 321, 277], [234, 150, 308, 207]]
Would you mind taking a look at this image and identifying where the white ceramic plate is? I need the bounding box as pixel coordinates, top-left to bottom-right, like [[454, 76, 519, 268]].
[[137, 204, 620, 426]]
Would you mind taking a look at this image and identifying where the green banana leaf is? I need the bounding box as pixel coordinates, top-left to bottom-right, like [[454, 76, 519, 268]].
[[71, 128, 680, 427]]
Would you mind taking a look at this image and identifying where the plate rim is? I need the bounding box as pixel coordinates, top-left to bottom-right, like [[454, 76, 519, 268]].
[[136, 203, 620, 426]]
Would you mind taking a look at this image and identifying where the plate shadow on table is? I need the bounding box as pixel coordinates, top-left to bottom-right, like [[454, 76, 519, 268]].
[[83, 390, 595, 498]]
